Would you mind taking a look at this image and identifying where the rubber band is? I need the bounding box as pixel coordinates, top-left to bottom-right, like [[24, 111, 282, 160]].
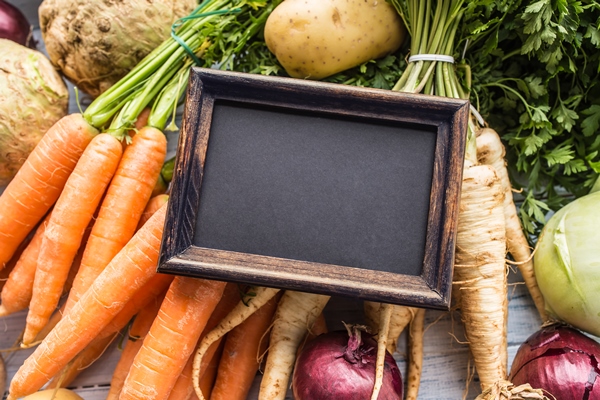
[[171, 4, 242, 66], [408, 54, 455, 63]]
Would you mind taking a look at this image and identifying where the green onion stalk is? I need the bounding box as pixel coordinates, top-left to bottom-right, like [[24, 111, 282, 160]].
[[81, 0, 282, 141]]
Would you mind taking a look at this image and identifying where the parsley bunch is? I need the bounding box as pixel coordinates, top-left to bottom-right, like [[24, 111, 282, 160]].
[[462, 0, 600, 236]]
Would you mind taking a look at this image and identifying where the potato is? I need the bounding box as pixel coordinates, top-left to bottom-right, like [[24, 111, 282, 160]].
[[22, 389, 84, 400], [264, 0, 406, 79]]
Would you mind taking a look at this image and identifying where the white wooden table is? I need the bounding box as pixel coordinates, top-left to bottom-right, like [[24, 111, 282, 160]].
[[2, 1, 546, 398]]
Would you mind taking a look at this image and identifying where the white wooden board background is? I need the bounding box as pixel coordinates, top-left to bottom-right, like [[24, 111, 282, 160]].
[[2, 1, 547, 399]]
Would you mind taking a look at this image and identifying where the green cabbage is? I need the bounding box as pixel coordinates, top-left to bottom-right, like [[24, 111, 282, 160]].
[[0, 39, 68, 186], [534, 183, 600, 337]]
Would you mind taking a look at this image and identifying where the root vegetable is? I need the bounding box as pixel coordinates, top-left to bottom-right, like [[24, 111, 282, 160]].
[[23, 133, 123, 346], [264, 0, 406, 80], [453, 164, 508, 391], [39, 0, 196, 97], [476, 127, 547, 321], [0, 39, 68, 186], [292, 325, 403, 400]]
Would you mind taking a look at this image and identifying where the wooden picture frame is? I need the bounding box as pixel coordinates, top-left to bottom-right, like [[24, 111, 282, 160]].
[[158, 67, 469, 309]]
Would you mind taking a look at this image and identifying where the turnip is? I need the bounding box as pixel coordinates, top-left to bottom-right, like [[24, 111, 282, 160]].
[[0, 39, 68, 186], [39, 0, 196, 97], [264, 0, 406, 80]]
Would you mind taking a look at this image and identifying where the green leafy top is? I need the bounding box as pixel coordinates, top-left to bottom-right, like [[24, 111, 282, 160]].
[[462, 0, 600, 237]]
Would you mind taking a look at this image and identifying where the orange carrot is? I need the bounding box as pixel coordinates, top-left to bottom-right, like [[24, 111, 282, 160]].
[[46, 332, 118, 389], [97, 273, 175, 342], [0, 212, 52, 317], [22, 133, 123, 346], [63, 127, 166, 314], [119, 276, 227, 400], [192, 283, 244, 380], [167, 354, 198, 400], [106, 292, 165, 400], [7, 202, 168, 399], [137, 194, 169, 230], [0, 230, 31, 294], [210, 293, 280, 400], [0, 114, 98, 270]]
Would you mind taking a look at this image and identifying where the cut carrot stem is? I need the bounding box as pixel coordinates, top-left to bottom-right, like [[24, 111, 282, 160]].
[[22, 133, 123, 346], [7, 202, 168, 399], [210, 293, 280, 400], [119, 276, 227, 400], [0, 212, 52, 317], [258, 291, 330, 400], [476, 127, 547, 322], [63, 127, 166, 314], [193, 286, 281, 400], [0, 114, 98, 270], [406, 308, 425, 400], [106, 291, 166, 400]]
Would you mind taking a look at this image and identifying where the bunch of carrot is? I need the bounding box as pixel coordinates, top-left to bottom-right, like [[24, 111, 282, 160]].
[[0, 1, 292, 398]]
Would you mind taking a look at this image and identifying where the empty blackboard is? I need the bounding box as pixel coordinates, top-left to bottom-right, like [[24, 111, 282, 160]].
[[158, 68, 469, 309]]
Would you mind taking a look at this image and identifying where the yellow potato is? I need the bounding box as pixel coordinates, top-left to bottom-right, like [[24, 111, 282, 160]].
[[265, 0, 406, 79], [22, 389, 84, 400]]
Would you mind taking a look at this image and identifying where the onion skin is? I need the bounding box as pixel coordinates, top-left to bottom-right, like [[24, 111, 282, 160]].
[[0, 1, 33, 48], [292, 328, 403, 400], [509, 324, 600, 400]]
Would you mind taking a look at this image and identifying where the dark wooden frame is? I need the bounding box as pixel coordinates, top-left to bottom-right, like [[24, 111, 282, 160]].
[[158, 67, 469, 310]]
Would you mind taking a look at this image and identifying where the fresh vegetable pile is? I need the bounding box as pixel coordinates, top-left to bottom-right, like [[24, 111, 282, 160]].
[[0, 0, 599, 399]]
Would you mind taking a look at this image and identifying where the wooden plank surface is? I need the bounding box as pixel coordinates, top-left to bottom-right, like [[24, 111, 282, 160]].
[[2, 2, 546, 399]]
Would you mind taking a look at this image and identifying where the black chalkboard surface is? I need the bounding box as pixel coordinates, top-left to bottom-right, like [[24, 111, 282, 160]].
[[158, 68, 469, 309]]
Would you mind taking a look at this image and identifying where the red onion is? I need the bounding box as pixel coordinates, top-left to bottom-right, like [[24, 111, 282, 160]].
[[509, 324, 600, 400], [292, 325, 403, 400], [0, 1, 34, 48]]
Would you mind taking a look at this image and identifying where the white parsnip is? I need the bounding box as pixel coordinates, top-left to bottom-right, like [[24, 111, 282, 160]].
[[453, 164, 508, 390], [258, 291, 331, 400], [475, 127, 547, 321], [406, 308, 425, 400]]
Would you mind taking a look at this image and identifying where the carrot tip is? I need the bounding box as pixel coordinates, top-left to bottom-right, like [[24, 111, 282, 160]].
[[0, 304, 8, 317]]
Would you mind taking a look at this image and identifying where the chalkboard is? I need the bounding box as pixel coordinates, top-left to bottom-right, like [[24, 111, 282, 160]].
[[158, 68, 469, 309]]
